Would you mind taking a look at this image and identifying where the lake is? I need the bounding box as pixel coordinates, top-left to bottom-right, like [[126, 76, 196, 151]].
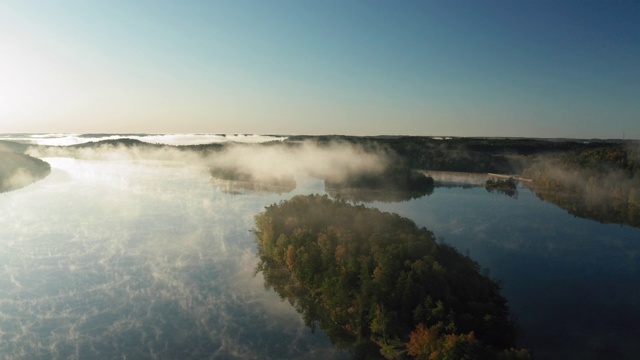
[[1, 158, 638, 359]]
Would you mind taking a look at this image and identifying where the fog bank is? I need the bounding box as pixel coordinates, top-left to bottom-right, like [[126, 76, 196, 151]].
[[27, 139, 391, 193]]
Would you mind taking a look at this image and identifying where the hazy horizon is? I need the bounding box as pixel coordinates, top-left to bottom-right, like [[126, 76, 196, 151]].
[[1, 132, 637, 143]]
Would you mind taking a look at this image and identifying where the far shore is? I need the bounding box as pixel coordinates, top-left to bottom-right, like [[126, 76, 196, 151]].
[[419, 170, 531, 186]]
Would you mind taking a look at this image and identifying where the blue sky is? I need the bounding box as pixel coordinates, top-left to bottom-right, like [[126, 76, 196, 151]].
[[1, 0, 638, 138]]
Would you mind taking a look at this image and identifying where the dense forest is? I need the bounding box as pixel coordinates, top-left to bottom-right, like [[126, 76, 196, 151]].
[[254, 195, 530, 359], [325, 162, 434, 203]]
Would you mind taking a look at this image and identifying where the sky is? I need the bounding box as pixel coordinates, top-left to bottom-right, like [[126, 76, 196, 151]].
[[0, 0, 638, 139]]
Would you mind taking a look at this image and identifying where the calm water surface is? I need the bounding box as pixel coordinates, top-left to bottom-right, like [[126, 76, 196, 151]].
[[376, 186, 640, 360], [1, 159, 638, 359], [0, 158, 346, 359]]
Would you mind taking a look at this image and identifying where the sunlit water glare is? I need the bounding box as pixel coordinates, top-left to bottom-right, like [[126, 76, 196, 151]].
[[0, 158, 345, 359]]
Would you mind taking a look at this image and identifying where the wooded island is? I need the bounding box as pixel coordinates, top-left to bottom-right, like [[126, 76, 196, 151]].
[[254, 194, 530, 359]]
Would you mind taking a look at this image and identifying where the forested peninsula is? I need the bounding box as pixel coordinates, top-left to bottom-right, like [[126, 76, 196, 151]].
[[0, 150, 51, 193], [254, 195, 530, 359]]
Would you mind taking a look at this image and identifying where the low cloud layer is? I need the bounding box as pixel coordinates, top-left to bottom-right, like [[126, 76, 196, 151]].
[[206, 141, 389, 184]]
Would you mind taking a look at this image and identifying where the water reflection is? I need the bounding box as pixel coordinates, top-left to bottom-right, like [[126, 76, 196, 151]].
[[484, 185, 518, 198], [1, 158, 639, 359], [324, 166, 434, 203], [211, 175, 296, 195], [528, 186, 640, 228], [324, 186, 432, 203], [372, 186, 640, 359], [0, 158, 346, 359]]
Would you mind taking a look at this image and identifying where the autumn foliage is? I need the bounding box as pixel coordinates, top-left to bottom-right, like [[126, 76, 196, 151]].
[[254, 195, 530, 358]]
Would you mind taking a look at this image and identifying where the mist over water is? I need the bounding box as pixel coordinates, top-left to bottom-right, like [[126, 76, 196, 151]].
[[0, 158, 347, 359], [26, 136, 391, 191], [1, 138, 639, 359], [206, 141, 389, 185]]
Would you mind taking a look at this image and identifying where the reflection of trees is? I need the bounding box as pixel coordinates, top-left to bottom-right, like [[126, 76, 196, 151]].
[[485, 186, 518, 199], [254, 195, 528, 359], [434, 182, 479, 190], [530, 188, 639, 227], [485, 178, 518, 199], [211, 177, 296, 195], [522, 147, 640, 228], [324, 166, 434, 203], [210, 167, 296, 194], [325, 187, 431, 203]]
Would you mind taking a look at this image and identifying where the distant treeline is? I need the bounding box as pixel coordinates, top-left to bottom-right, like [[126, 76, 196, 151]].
[[288, 135, 635, 174], [254, 195, 530, 359], [18, 134, 636, 173], [25, 133, 635, 175], [11, 135, 639, 225], [290, 136, 640, 226]]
